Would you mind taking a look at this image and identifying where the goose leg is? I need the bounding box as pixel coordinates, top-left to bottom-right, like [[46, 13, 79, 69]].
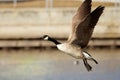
[[91, 58, 98, 64], [83, 59, 92, 71]]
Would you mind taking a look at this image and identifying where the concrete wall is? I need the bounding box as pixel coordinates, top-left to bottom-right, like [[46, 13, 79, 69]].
[[0, 8, 73, 26], [0, 7, 120, 39]]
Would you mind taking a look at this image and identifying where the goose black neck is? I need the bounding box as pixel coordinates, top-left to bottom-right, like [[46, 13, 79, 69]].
[[48, 37, 61, 45]]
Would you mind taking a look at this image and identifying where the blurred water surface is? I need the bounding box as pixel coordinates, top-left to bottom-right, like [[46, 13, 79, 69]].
[[0, 48, 120, 80]]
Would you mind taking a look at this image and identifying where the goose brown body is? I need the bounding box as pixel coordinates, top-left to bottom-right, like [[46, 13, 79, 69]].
[[57, 43, 84, 59]]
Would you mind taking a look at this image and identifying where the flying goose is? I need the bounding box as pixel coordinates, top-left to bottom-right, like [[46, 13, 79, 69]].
[[42, 0, 104, 71]]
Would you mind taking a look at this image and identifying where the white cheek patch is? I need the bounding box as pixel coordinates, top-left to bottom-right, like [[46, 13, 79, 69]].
[[44, 36, 49, 40]]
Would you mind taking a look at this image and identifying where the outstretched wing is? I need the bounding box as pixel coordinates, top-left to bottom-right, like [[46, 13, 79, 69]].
[[68, 0, 92, 41], [69, 6, 105, 48]]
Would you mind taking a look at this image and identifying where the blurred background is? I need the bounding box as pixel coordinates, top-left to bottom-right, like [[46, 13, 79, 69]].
[[0, 0, 120, 80]]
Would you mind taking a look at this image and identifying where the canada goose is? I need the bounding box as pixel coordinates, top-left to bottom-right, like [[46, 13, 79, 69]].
[[42, 0, 104, 71]]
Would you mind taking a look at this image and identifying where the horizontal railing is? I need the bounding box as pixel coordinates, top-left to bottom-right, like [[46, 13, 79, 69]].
[[0, 38, 119, 48]]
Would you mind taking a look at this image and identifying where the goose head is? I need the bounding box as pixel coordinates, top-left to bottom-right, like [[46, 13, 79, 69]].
[[42, 35, 50, 40], [42, 35, 61, 45]]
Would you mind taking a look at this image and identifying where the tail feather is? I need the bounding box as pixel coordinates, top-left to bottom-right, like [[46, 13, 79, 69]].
[[83, 59, 92, 71]]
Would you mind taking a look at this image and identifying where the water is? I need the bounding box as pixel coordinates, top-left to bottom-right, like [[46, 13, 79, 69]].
[[0, 49, 120, 80]]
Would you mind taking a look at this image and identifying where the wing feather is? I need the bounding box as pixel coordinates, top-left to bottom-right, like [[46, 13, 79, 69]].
[[68, 0, 92, 41], [70, 6, 105, 48]]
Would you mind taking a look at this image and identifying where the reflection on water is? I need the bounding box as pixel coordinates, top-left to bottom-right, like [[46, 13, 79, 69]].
[[0, 49, 120, 80]]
